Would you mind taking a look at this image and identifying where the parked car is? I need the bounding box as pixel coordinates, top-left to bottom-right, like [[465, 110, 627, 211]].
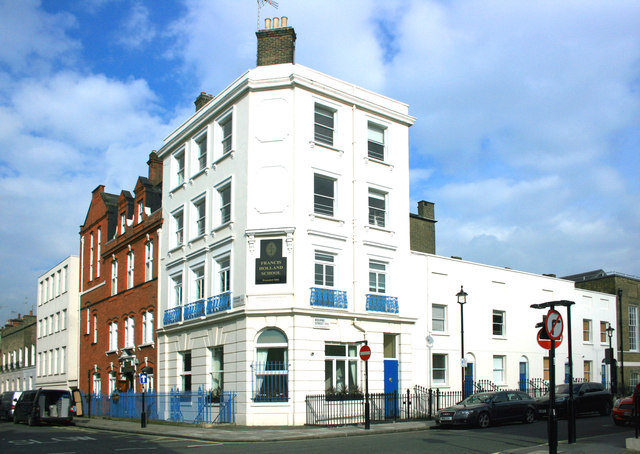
[[612, 395, 634, 426], [435, 390, 538, 428], [0, 391, 22, 420], [535, 382, 612, 417], [13, 389, 74, 426]]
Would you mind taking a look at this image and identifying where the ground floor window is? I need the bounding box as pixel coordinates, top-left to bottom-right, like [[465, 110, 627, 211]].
[[181, 351, 192, 392], [584, 360, 592, 381], [93, 373, 101, 395], [324, 343, 359, 394], [432, 353, 447, 385], [210, 346, 224, 397], [493, 355, 505, 383], [109, 372, 117, 395], [254, 328, 288, 402]]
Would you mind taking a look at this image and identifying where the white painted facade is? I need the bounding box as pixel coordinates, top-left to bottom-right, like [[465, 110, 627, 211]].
[[410, 253, 617, 392], [155, 61, 617, 425], [36, 256, 80, 389]]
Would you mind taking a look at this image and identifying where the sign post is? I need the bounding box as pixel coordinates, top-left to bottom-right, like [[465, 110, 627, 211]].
[[360, 344, 371, 430], [140, 373, 147, 428]]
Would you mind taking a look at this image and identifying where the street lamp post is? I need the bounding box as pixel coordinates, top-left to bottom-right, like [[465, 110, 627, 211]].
[[457, 286, 468, 400], [607, 323, 617, 395]]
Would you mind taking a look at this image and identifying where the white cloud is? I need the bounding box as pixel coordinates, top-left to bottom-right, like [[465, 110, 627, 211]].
[[116, 2, 157, 49]]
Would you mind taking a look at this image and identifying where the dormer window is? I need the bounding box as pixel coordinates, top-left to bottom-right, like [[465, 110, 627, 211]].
[[120, 213, 126, 235], [137, 201, 144, 224]]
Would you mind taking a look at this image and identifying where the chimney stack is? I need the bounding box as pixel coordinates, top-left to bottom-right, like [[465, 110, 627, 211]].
[[195, 92, 213, 112], [147, 151, 163, 186], [256, 16, 296, 66]]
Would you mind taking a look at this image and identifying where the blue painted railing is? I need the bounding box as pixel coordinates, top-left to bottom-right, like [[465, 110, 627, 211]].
[[207, 292, 231, 314], [366, 294, 399, 314], [89, 389, 236, 424], [184, 300, 205, 320], [310, 287, 348, 309], [164, 293, 232, 326], [163, 306, 182, 325]]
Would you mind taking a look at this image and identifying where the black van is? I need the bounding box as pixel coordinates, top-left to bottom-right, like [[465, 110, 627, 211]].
[[0, 391, 22, 420], [13, 389, 74, 426]]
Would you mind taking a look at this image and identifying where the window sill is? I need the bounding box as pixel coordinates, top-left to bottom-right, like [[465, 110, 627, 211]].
[[364, 156, 394, 170], [138, 342, 155, 349], [105, 349, 118, 355], [364, 225, 393, 234], [309, 213, 345, 225], [212, 151, 234, 169], [431, 332, 449, 337], [170, 183, 187, 195], [310, 141, 344, 155], [492, 336, 507, 340], [190, 168, 208, 182], [212, 221, 233, 234]]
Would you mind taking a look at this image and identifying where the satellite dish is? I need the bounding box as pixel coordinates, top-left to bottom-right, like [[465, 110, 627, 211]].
[[426, 335, 434, 347]]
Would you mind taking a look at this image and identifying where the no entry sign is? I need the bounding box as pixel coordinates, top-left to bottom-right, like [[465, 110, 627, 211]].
[[359, 345, 371, 361]]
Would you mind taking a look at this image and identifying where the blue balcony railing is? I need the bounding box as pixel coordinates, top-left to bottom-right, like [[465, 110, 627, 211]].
[[184, 299, 206, 320], [310, 287, 348, 309], [366, 294, 399, 314], [163, 293, 232, 326], [164, 306, 182, 325], [207, 292, 231, 315]]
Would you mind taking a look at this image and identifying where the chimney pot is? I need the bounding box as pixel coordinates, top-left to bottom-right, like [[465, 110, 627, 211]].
[[265, 18, 271, 29], [281, 16, 287, 27], [273, 17, 279, 28]]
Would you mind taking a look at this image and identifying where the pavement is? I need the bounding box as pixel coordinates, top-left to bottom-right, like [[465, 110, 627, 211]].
[[73, 416, 639, 453]]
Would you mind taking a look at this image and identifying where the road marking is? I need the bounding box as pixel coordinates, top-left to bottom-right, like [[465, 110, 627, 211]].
[[114, 449, 157, 452], [187, 443, 223, 448]]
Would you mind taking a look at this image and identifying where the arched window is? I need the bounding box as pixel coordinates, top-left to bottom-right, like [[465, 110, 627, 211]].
[[254, 328, 288, 402]]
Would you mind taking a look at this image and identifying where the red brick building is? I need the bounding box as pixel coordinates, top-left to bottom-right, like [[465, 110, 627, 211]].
[[79, 153, 162, 395]]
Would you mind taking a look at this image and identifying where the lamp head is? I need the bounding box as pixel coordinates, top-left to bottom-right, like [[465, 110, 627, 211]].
[[456, 285, 468, 305]]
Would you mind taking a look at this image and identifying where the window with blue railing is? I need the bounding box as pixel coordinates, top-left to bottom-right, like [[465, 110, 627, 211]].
[[366, 260, 398, 313], [310, 251, 348, 309], [253, 329, 288, 402]]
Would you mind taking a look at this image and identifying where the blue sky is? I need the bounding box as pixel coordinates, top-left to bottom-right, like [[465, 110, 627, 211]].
[[1, 0, 639, 323]]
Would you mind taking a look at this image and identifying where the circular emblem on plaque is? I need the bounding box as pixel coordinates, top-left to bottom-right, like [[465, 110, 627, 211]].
[[266, 241, 277, 257]]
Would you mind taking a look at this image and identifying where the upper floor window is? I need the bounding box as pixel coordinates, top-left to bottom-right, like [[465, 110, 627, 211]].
[[217, 256, 231, 293], [172, 208, 184, 248], [172, 274, 183, 307], [367, 122, 386, 161], [195, 132, 208, 171], [120, 212, 126, 235], [219, 113, 233, 155], [368, 189, 387, 228], [368, 260, 387, 294], [629, 306, 638, 351], [86, 308, 91, 334], [583, 318, 592, 343], [493, 310, 505, 336], [219, 184, 231, 224], [137, 201, 144, 224], [174, 149, 185, 186], [314, 104, 334, 146], [108, 321, 118, 351], [125, 317, 135, 348], [142, 311, 154, 344], [111, 260, 118, 295], [432, 304, 446, 332], [93, 314, 98, 343], [193, 196, 206, 237], [96, 228, 101, 277], [314, 252, 335, 287], [145, 241, 153, 281], [600, 321, 608, 343], [194, 266, 205, 300], [127, 251, 135, 289], [314, 174, 335, 216], [89, 232, 94, 279]]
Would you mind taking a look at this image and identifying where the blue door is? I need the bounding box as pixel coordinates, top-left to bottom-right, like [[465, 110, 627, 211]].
[[464, 363, 474, 398], [519, 362, 527, 391], [384, 359, 398, 418]]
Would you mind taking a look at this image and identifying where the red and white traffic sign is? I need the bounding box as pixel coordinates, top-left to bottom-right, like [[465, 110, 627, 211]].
[[537, 328, 562, 349], [359, 345, 371, 361], [545, 309, 563, 341]]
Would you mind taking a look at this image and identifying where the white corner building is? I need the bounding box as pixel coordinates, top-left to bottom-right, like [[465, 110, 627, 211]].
[[36, 256, 80, 390], [156, 19, 617, 425]]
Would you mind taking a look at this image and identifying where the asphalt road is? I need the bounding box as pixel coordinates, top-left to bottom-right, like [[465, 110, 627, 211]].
[[0, 415, 633, 454]]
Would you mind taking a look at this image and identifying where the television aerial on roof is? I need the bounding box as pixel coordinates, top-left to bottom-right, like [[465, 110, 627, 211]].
[[257, 0, 279, 29]]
